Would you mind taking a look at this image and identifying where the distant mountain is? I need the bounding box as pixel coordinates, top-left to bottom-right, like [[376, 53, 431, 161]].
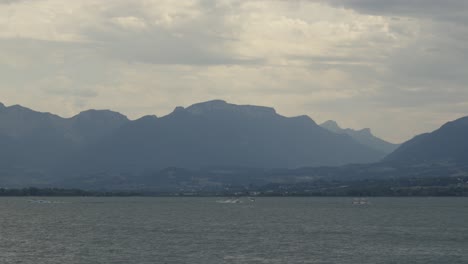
[[68, 109, 129, 145], [385, 116, 468, 164], [0, 100, 387, 184], [0, 103, 129, 177], [1, 100, 466, 190], [0, 100, 397, 187], [75, 100, 384, 174], [0, 104, 71, 171], [320, 120, 399, 154], [0, 104, 128, 144]]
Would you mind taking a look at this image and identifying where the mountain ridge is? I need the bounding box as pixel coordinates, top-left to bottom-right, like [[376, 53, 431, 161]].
[[0, 100, 467, 190], [385, 116, 468, 164], [320, 120, 399, 154], [0, 100, 385, 187], [73, 100, 383, 173]]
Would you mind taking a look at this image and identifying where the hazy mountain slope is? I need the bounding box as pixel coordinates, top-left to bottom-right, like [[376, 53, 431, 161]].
[[0, 133, 19, 169], [78, 100, 385, 172], [68, 109, 129, 145], [0, 100, 387, 186], [0, 104, 73, 170], [321, 120, 399, 154], [0, 103, 129, 172], [384, 116, 468, 163]]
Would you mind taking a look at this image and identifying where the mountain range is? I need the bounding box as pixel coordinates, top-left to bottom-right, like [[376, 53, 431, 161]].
[[0, 100, 467, 189], [384, 116, 468, 164], [320, 120, 399, 154], [0, 100, 383, 171]]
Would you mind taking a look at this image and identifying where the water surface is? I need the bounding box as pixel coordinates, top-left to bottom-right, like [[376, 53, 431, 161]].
[[1, 197, 467, 263]]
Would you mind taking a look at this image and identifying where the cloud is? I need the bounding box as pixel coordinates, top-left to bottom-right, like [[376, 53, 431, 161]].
[[0, 0, 467, 143], [322, 0, 468, 22], [110, 16, 148, 31], [0, 0, 28, 4]]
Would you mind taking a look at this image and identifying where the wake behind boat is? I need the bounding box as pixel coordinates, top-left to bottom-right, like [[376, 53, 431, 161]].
[[28, 199, 64, 204]]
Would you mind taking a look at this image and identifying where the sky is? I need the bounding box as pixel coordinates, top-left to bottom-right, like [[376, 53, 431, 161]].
[[0, 0, 467, 143]]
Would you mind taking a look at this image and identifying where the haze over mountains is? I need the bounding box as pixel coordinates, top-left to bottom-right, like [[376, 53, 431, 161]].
[[384, 116, 468, 164], [0, 100, 383, 172], [320, 120, 399, 154], [0, 100, 467, 189], [0, 103, 128, 171], [75, 100, 388, 172]]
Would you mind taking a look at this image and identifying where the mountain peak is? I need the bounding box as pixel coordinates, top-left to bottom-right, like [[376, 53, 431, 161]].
[[136, 115, 158, 122], [74, 109, 128, 120], [320, 120, 398, 154], [185, 100, 229, 114], [173, 106, 185, 112], [441, 116, 468, 129], [5, 104, 60, 118], [358, 128, 372, 136], [194, 99, 227, 106], [8, 104, 33, 112], [185, 100, 277, 118], [320, 120, 342, 133], [385, 115, 468, 163]]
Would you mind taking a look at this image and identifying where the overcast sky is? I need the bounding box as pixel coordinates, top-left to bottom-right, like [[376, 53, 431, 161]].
[[1, 0, 467, 143]]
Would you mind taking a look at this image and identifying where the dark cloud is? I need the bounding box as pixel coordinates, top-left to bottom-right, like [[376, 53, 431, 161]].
[[323, 0, 468, 23], [317, 0, 468, 102], [0, 0, 27, 4]]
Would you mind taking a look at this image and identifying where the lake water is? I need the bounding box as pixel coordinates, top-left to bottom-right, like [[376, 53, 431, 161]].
[[1, 197, 467, 264]]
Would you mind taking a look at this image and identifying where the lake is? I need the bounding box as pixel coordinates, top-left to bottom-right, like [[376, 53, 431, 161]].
[[1, 197, 467, 263]]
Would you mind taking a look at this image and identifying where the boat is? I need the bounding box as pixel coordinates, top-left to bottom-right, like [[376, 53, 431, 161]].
[[352, 197, 369, 205], [28, 199, 53, 204], [216, 198, 242, 204]]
